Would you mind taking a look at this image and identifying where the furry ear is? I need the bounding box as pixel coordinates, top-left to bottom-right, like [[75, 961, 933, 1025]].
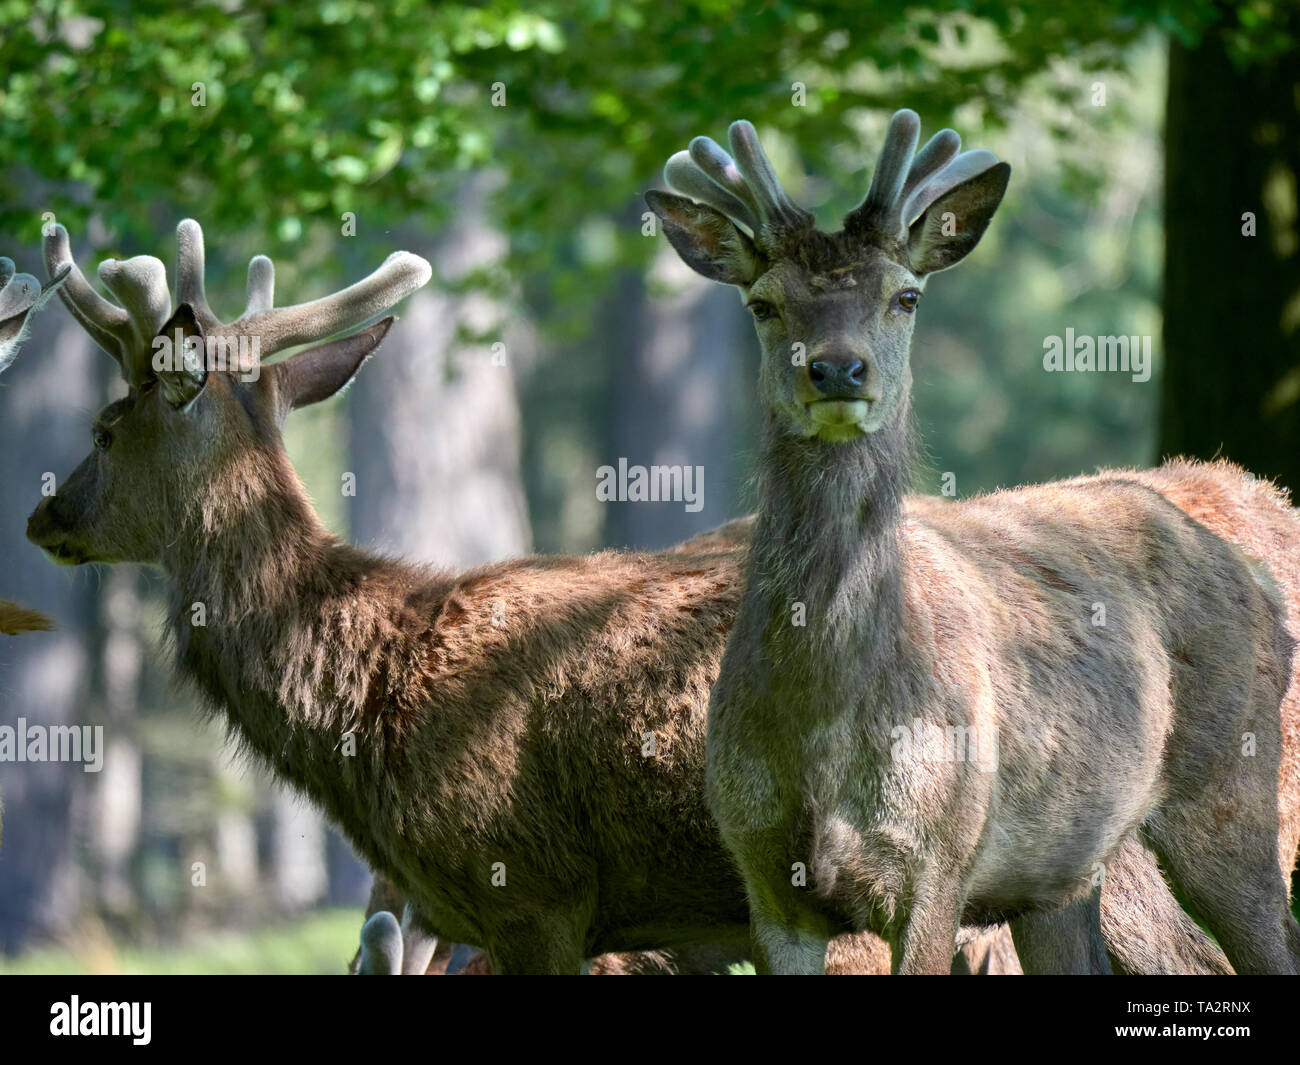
[[645, 190, 762, 286], [153, 302, 209, 409], [271, 316, 394, 419], [907, 162, 1010, 276], [0, 262, 70, 373]]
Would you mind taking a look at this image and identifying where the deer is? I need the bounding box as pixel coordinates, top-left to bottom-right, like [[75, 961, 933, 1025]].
[[17, 218, 1272, 975], [646, 109, 1300, 974]]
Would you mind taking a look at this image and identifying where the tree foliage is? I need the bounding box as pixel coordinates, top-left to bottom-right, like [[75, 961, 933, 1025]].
[[0, 0, 1251, 305]]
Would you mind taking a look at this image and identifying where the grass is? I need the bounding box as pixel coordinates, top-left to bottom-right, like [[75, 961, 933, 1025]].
[[0, 909, 361, 975]]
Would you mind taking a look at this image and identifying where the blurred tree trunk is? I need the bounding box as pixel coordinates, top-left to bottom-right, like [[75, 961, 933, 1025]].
[[343, 180, 531, 903], [0, 299, 104, 953], [84, 567, 144, 930], [348, 201, 532, 566], [1160, 16, 1300, 490], [603, 252, 754, 550], [271, 790, 328, 911]]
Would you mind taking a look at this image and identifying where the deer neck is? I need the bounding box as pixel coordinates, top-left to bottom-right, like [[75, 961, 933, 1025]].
[[738, 409, 913, 732], [160, 446, 395, 803]]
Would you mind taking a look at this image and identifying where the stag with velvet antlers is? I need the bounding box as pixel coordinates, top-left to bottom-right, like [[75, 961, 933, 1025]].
[[648, 110, 1300, 974]]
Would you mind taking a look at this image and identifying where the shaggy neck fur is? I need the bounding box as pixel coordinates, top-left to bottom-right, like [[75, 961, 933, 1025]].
[[739, 406, 915, 739], [160, 440, 437, 840]]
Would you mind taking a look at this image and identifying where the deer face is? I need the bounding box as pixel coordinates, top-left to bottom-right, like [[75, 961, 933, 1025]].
[[647, 112, 1009, 444], [740, 245, 924, 442], [23, 219, 427, 568], [28, 380, 211, 566]]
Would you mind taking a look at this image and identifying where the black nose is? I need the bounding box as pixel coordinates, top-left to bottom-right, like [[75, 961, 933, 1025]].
[[809, 358, 867, 398]]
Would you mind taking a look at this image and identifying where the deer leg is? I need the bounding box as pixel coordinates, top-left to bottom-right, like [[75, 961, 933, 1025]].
[[1009, 887, 1111, 973], [894, 881, 963, 975], [486, 915, 588, 975], [1100, 834, 1232, 974], [1146, 818, 1299, 974], [748, 901, 832, 975], [740, 870, 833, 974]]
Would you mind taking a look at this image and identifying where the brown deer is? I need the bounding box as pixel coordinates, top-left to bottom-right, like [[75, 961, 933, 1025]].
[[647, 110, 1300, 974], [18, 219, 1266, 975]]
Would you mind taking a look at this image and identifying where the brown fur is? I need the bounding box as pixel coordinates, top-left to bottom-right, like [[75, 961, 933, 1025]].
[[26, 356, 1014, 973], [0, 601, 55, 635]]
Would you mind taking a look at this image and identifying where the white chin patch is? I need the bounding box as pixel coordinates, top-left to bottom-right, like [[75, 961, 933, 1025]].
[[808, 399, 871, 440]]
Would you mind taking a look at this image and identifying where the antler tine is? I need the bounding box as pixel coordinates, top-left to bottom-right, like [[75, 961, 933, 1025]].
[[398, 903, 438, 975], [900, 149, 1001, 228], [848, 109, 922, 236], [899, 129, 962, 213], [664, 151, 761, 233], [727, 120, 814, 237], [43, 224, 135, 363], [228, 250, 432, 356], [687, 135, 763, 221], [175, 219, 221, 332], [244, 255, 275, 316], [1, 260, 73, 372], [98, 256, 171, 355], [0, 260, 36, 322], [845, 111, 1001, 240]]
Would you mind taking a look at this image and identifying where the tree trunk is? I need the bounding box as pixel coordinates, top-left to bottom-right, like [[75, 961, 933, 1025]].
[[1160, 18, 1300, 490], [0, 300, 104, 952], [603, 252, 754, 550]]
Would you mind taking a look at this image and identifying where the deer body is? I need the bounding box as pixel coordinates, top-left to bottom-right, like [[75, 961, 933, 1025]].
[[649, 109, 1300, 974], [165, 473, 752, 963], [712, 435, 1292, 972]]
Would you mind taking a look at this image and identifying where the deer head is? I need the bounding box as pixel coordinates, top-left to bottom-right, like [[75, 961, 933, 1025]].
[[646, 110, 1009, 444], [26, 220, 431, 566]]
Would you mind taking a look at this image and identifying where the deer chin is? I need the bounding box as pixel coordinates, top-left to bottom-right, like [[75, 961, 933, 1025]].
[[38, 542, 92, 567], [26, 514, 95, 566], [807, 398, 878, 441]]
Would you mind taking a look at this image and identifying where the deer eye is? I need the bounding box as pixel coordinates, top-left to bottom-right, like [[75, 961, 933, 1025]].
[[92, 428, 111, 451], [747, 300, 778, 322], [895, 289, 921, 312]]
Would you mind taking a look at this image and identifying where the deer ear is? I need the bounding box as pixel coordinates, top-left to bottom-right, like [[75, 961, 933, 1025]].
[[272, 316, 394, 418], [907, 162, 1010, 276], [153, 302, 208, 409], [0, 263, 69, 373], [646, 190, 761, 286]]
